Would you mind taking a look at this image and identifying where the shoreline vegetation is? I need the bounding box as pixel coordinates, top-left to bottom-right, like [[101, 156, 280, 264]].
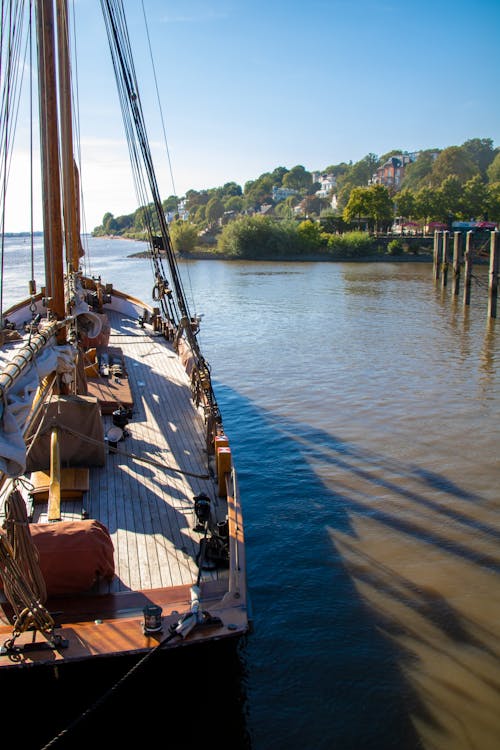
[[126, 243, 435, 263], [98, 220, 438, 263], [101, 225, 490, 265]]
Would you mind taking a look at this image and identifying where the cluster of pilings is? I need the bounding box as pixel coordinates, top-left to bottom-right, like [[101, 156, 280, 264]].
[[433, 230, 499, 318]]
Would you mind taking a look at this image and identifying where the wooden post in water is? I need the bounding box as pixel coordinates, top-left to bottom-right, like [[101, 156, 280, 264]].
[[488, 231, 499, 319], [441, 231, 449, 287], [452, 231, 462, 296], [463, 231, 473, 307], [433, 231, 441, 282]]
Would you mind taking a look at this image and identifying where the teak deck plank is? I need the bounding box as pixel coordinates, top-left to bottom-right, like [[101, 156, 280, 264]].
[[65, 310, 215, 595]]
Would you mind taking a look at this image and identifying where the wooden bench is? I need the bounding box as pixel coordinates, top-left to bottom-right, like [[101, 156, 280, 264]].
[[29, 468, 90, 503]]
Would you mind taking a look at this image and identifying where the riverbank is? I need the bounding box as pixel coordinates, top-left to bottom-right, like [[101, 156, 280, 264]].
[[127, 247, 434, 263], [97, 231, 436, 263]]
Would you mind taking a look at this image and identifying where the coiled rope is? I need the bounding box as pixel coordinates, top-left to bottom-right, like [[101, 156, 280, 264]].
[[3, 483, 47, 604]]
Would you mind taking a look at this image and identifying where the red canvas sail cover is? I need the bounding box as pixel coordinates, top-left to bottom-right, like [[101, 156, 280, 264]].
[[28, 520, 115, 596]]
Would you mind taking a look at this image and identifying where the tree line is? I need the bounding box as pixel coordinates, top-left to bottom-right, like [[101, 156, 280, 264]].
[[93, 137, 500, 254]]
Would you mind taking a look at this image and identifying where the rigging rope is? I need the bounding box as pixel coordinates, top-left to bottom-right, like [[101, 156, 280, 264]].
[[29, 0, 35, 285], [139, 0, 199, 326], [140, 0, 177, 205], [101, 0, 178, 321], [1, 0, 31, 322], [100, 0, 222, 426]]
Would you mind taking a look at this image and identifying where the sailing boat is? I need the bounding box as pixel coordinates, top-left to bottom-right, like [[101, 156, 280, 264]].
[[0, 0, 248, 677]]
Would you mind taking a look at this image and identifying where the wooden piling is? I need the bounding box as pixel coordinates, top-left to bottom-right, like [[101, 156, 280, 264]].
[[452, 231, 462, 296], [433, 231, 441, 282], [488, 231, 499, 319], [441, 231, 449, 287], [463, 231, 473, 307]]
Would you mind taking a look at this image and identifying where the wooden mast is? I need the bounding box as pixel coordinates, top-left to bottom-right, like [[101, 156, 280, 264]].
[[56, 0, 81, 272], [35, 0, 65, 322]]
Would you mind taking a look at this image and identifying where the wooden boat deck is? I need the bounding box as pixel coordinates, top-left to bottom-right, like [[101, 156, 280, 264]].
[[0, 305, 248, 667], [30, 308, 222, 594]]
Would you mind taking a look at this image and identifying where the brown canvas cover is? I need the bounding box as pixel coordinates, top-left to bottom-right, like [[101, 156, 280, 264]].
[[29, 520, 115, 595], [26, 395, 105, 472]]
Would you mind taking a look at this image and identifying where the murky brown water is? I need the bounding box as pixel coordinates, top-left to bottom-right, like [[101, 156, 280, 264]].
[[2, 239, 498, 749], [205, 259, 499, 749]]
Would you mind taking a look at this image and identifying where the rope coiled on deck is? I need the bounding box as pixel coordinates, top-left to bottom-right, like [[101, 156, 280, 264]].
[[3, 486, 47, 605]]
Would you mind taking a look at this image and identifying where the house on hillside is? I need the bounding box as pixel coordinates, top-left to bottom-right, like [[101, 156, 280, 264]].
[[272, 185, 298, 202], [371, 153, 417, 189], [314, 173, 336, 198]]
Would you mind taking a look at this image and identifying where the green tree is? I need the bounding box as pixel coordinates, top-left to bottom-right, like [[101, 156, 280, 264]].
[[487, 182, 500, 222], [342, 184, 393, 232], [169, 220, 198, 254], [461, 138, 497, 178], [243, 172, 274, 208], [322, 162, 350, 180], [282, 165, 313, 191], [297, 219, 324, 249], [342, 186, 371, 226], [220, 181, 242, 198], [462, 175, 489, 219], [350, 153, 380, 185], [395, 188, 416, 219], [102, 212, 117, 233], [438, 175, 463, 219], [401, 150, 437, 191], [487, 152, 500, 183], [271, 166, 289, 185], [367, 184, 394, 232], [337, 154, 379, 194], [189, 204, 207, 224], [335, 183, 353, 212], [224, 195, 244, 213], [185, 189, 209, 212], [206, 197, 225, 225], [300, 194, 327, 217], [162, 195, 179, 213], [430, 146, 478, 186], [274, 195, 298, 219], [413, 186, 441, 223], [134, 205, 157, 233]]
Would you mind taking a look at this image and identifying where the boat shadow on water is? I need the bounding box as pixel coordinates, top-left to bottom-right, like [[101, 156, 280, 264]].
[[2, 382, 498, 750], [215, 383, 500, 750]]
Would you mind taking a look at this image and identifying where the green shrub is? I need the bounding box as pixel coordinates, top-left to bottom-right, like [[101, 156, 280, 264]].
[[218, 216, 308, 258], [169, 220, 199, 254], [326, 230, 374, 258], [387, 239, 404, 255]]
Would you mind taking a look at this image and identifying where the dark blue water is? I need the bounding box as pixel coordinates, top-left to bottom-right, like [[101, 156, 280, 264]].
[[2, 237, 499, 750]]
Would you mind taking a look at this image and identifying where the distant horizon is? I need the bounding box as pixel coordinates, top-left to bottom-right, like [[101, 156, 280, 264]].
[[3, 0, 500, 233]]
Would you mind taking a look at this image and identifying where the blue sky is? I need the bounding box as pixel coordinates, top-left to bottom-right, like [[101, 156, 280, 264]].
[[5, 0, 500, 232]]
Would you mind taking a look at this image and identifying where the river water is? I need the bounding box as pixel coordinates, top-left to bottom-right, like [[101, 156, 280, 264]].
[[1, 236, 499, 749]]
